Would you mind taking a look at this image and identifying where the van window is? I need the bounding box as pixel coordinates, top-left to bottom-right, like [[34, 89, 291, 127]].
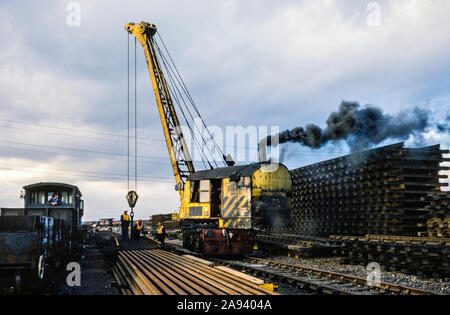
[[61, 192, 69, 204], [47, 192, 55, 203], [38, 192, 46, 204], [29, 192, 38, 204]]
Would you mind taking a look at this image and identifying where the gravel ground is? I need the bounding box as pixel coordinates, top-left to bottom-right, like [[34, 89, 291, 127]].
[[261, 255, 450, 294], [44, 242, 119, 295]]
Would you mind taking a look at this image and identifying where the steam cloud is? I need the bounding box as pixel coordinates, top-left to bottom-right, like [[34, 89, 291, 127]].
[[263, 101, 431, 152]]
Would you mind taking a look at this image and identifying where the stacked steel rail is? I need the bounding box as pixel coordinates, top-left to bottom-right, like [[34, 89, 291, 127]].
[[255, 232, 343, 257], [421, 192, 450, 237], [331, 234, 450, 277], [424, 217, 450, 238], [289, 142, 450, 237], [111, 249, 275, 295], [151, 213, 179, 230]]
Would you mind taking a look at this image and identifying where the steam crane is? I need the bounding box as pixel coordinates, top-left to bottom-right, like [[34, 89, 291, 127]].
[[125, 21, 292, 255], [125, 22, 194, 200]]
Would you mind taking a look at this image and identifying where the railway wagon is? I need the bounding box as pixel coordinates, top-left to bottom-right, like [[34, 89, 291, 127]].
[[1, 182, 84, 249], [0, 183, 84, 293], [0, 216, 69, 293]]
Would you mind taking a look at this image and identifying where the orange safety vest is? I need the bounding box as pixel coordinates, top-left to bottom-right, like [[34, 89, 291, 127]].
[[122, 214, 130, 221], [157, 226, 164, 234], [136, 223, 143, 231]]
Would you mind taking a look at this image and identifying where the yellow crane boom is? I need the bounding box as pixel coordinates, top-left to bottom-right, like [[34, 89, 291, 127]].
[[125, 22, 194, 200]]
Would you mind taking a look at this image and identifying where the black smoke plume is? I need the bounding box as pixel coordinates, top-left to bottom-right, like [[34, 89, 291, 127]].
[[263, 101, 430, 153]]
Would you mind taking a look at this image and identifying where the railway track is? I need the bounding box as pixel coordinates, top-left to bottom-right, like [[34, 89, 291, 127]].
[[210, 257, 443, 295]]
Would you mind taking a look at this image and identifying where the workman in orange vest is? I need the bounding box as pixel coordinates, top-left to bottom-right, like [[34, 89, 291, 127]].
[[156, 222, 166, 243], [120, 210, 130, 240], [132, 219, 144, 240]]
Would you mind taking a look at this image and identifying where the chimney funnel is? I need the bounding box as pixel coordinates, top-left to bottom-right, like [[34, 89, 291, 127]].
[[259, 139, 268, 162]]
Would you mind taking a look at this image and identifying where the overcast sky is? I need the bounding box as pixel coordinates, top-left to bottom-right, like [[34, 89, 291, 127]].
[[0, 0, 449, 220]]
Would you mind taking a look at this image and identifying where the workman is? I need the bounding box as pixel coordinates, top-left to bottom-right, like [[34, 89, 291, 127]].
[[156, 222, 166, 243], [48, 193, 62, 206], [132, 219, 144, 240], [121, 210, 130, 240]]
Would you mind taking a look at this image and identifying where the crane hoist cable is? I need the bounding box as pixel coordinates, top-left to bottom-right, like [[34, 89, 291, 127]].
[[134, 36, 138, 192], [127, 34, 130, 190], [156, 33, 228, 165], [126, 34, 139, 224], [153, 40, 209, 170], [157, 33, 225, 160], [153, 33, 231, 169], [164, 74, 210, 170], [155, 43, 213, 170], [156, 39, 225, 168], [154, 40, 216, 169]]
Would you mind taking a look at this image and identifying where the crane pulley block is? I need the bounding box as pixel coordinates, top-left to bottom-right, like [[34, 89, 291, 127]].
[[126, 190, 139, 209]]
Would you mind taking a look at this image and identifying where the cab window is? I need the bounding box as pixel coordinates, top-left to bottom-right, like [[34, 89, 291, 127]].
[[199, 180, 210, 203], [238, 177, 251, 187], [190, 181, 200, 203]]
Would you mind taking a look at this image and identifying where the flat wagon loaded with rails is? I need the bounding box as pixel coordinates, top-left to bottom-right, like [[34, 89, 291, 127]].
[[0, 182, 84, 292]]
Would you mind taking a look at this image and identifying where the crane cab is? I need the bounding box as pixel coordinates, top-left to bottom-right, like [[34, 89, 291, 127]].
[[178, 163, 292, 255]]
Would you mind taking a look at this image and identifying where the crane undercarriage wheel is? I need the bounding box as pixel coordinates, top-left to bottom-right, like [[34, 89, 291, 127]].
[[182, 230, 202, 252], [37, 255, 46, 281], [188, 233, 195, 251], [14, 272, 22, 293]]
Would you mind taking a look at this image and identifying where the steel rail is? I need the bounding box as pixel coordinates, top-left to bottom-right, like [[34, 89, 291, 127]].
[[131, 250, 205, 295], [111, 266, 132, 295], [111, 249, 275, 295], [141, 250, 240, 294], [153, 249, 274, 295], [122, 251, 178, 295], [118, 252, 162, 294], [136, 250, 225, 294], [144, 249, 254, 295], [115, 256, 144, 295]]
